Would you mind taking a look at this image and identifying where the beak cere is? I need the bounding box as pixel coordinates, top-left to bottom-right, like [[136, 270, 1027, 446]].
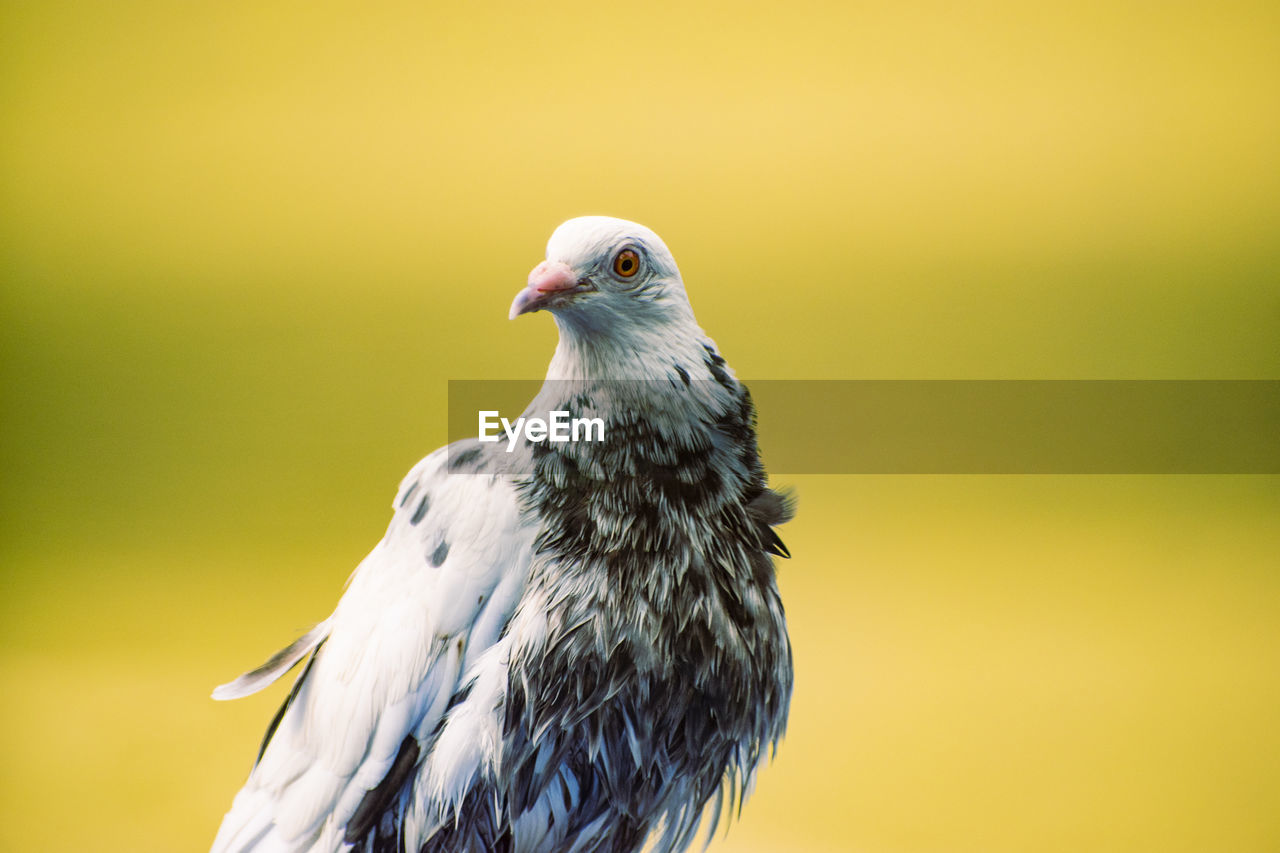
[[509, 260, 589, 320]]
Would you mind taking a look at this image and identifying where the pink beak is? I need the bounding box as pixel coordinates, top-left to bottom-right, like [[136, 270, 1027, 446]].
[[509, 261, 585, 320]]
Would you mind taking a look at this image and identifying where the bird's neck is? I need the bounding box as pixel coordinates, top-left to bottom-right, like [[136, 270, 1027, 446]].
[[543, 315, 709, 383]]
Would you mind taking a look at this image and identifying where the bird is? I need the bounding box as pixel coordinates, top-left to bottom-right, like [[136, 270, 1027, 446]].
[[209, 216, 794, 853]]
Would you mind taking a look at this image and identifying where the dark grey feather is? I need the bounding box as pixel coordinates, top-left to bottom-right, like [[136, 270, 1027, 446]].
[[345, 735, 421, 844], [256, 643, 323, 764]]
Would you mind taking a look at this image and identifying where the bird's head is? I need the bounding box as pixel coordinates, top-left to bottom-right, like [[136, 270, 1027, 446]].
[[509, 217, 696, 335], [510, 217, 735, 415]]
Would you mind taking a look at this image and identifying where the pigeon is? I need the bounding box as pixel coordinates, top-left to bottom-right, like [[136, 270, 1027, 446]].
[[209, 216, 794, 853]]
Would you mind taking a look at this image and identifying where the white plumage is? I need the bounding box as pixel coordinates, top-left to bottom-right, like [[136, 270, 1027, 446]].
[[213, 450, 535, 852]]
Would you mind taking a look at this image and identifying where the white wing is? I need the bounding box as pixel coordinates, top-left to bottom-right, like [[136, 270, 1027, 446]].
[[211, 440, 535, 853]]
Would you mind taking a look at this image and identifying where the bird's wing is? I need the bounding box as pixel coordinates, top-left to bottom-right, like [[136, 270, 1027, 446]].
[[210, 440, 535, 853]]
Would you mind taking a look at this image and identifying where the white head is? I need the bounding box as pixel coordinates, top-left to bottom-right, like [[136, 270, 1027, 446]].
[[510, 217, 706, 380]]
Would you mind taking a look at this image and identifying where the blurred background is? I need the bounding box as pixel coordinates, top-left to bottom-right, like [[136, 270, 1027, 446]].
[[2, 1, 1278, 851]]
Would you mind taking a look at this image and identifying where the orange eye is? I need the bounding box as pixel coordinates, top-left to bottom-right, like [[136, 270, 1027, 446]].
[[613, 249, 640, 278]]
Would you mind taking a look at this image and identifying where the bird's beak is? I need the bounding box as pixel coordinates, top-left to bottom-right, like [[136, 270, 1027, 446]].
[[509, 260, 591, 320]]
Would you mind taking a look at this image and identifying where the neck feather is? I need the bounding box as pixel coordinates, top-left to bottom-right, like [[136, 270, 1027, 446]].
[[545, 313, 709, 383]]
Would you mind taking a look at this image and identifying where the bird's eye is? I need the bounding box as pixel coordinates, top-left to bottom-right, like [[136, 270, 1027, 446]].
[[612, 249, 640, 278]]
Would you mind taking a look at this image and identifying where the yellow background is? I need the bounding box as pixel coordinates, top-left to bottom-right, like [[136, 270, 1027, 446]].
[[2, 2, 1277, 851]]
